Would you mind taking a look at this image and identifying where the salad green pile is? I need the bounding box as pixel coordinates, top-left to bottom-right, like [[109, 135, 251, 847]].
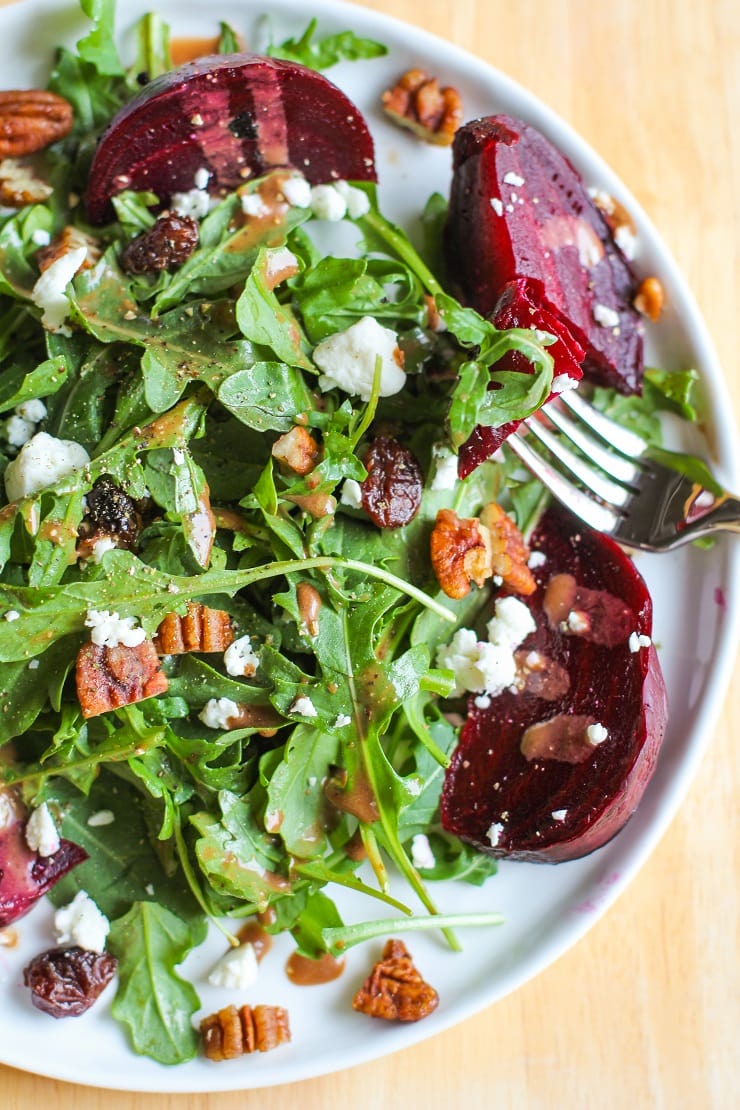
[[0, 0, 702, 1065]]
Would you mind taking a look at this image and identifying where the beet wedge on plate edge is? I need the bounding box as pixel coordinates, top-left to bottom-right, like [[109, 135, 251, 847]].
[[440, 505, 668, 863], [85, 54, 377, 224], [0, 790, 87, 927], [443, 115, 645, 475]]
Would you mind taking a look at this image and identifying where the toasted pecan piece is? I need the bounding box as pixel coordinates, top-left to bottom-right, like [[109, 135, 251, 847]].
[[37, 226, 101, 273], [271, 426, 321, 476], [479, 502, 536, 596], [632, 275, 664, 322], [75, 641, 168, 718], [154, 602, 234, 655], [0, 157, 52, 207], [0, 90, 73, 157], [430, 508, 492, 599], [352, 938, 439, 1022], [200, 1003, 291, 1061], [382, 68, 462, 146]]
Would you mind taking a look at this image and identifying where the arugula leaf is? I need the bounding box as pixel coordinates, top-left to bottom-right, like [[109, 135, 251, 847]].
[[235, 248, 313, 370], [0, 356, 68, 414], [76, 0, 124, 77], [265, 724, 339, 857], [267, 18, 387, 70], [108, 902, 205, 1065]]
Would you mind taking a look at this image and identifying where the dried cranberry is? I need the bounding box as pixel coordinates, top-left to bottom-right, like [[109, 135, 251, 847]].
[[83, 475, 140, 547], [360, 436, 423, 529], [23, 945, 117, 1018], [121, 212, 199, 274]]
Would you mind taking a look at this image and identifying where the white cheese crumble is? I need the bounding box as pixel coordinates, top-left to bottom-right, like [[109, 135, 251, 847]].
[[87, 809, 115, 827], [586, 722, 608, 745], [410, 833, 435, 871], [241, 192, 271, 218], [90, 536, 117, 564], [474, 693, 491, 709], [334, 179, 371, 218], [551, 809, 568, 821], [486, 822, 504, 847], [224, 634, 260, 677], [490, 197, 503, 217], [208, 942, 259, 990], [309, 183, 347, 222], [264, 245, 299, 283], [593, 303, 621, 329], [565, 609, 590, 634], [290, 695, 318, 717], [430, 444, 458, 491], [437, 597, 535, 699], [24, 802, 60, 857], [551, 373, 579, 394], [281, 174, 312, 208], [54, 890, 110, 954], [171, 187, 211, 220], [340, 478, 363, 508], [199, 697, 240, 730], [527, 550, 547, 569], [193, 167, 210, 190], [503, 171, 525, 187], [31, 228, 51, 246], [313, 316, 405, 401], [487, 595, 537, 649], [614, 223, 638, 260], [28, 659, 39, 670], [30, 245, 87, 332], [3, 609, 19, 622], [334, 713, 352, 728], [628, 631, 652, 652], [16, 398, 47, 423], [3, 431, 90, 502], [84, 608, 146, 649], [4, 415, 35, 448]]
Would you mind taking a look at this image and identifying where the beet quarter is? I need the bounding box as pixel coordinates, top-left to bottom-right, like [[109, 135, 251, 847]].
[[440, 506, 668, 862], [85, 54, 377, 224]]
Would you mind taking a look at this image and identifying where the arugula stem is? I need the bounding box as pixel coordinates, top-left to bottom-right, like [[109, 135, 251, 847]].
[[361, 210, 444, 297], [172, 811, 238, 947], [321, 910, 504, 955], [359, 825, 390, 893], [293, 860, 411, 914]]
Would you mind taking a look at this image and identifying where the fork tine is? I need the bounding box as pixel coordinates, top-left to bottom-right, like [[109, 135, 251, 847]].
[[507, 431, 621, 534], [524, 417, 633, 507], [540, 400, 643, 486], [559, 390, 650, 457]]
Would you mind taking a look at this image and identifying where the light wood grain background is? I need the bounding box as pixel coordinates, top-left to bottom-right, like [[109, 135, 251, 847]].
[[2, 1, 738, 1107]]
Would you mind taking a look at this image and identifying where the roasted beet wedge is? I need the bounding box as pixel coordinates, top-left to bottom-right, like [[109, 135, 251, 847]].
[[85, 54, 377, 224], [0, 790, 87, 927], [458, 276, 586, 477], [440, 506, 668, 862], [444, 116, 643, 393]]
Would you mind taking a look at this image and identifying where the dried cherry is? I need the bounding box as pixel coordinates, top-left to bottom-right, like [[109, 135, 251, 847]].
[[23, 945, 117, 1017], [121, 212, 198, 274], [360, 436, 423, 529], [83, 475, 141, 548]]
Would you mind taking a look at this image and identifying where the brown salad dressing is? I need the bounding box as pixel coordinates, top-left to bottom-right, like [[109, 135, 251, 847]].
[[285, 950, 346, 986]]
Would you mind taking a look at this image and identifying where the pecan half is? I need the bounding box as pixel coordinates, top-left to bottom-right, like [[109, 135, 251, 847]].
[[154, 602, 234, 655], [0, 157, 52, 207], [38, 226, 100, 273], [352, 938, 439, 1022], [271, 426, 321, 475], [75, 641, 168, 718], [479, 502, 536, 596], [0, 90, 73, 157], [382, 69, 462, 146], [200, 1003, 291, 1061], [430, 508, 492, 599]]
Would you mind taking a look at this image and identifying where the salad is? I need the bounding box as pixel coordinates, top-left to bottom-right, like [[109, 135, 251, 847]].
[[0, 0, 709, 1072]]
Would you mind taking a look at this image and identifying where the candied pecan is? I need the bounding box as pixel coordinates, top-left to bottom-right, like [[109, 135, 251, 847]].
[[75, 641, 168, 718], [352, 938, 439, 1023], [154, 602, 234, 655], [360, 435, 423, 528], [38, 225, 100, 273], [479, 502, 536, 596], [23, 945, 117, 1018], [271, 426, 321, 475], [632, 275, 664, 322], [382, 69, 462, 146], [430, 508, 492, 599], [0, 90, 73, 158], [200, 1003, 291, 1061], [121, 212, 199, 274], [0, 157, 52, 206]]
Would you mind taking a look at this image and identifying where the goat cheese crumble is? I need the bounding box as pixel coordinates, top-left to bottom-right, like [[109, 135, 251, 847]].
[[313, 316, 405, 401], [54, 890, 110, 953], [25, 802, 60, 857], [84, 608, 146, 648]]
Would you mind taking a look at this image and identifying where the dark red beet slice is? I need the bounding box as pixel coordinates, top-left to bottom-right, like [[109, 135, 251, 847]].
[[85, 54, 377, 224], [443, 116, 643, 394], [457, 276, 586, 478], [0, 791, 87, 926], [440, 506, 668, 862]]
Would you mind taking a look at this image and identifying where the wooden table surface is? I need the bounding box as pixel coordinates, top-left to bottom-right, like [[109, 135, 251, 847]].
[[2, 0, 738, 1107]]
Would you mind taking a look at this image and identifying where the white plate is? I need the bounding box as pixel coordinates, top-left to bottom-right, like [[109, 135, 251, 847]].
[[0, 0, 738, 1093]]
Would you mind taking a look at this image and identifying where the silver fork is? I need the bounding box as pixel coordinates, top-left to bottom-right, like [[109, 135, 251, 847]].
[[508, 390, 740, 551]]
